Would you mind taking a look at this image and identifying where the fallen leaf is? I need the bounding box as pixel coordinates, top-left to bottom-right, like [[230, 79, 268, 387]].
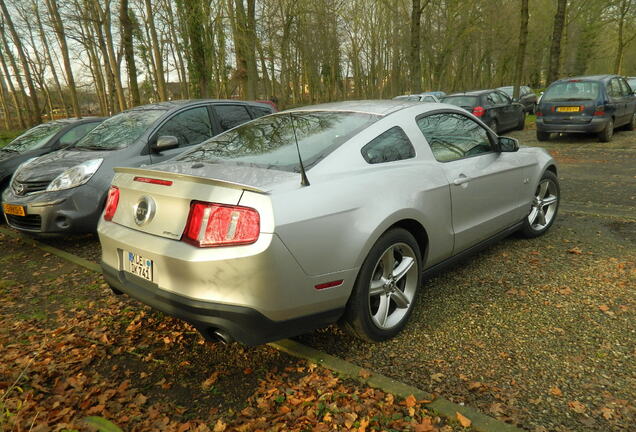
[[568, 400, 586, 413], [456, 411, 472, 427], [358, 369, 371, 379], [213, 420, 227, 432], [431, 372, 444, 382], [600, 407, 613, 420], [414, 417, 434, 431], [405, 394, 417, 408], [567, 247, 583, 255], [549, 387, 562, 397]]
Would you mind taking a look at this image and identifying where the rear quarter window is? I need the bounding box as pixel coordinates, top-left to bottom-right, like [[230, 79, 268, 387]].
[[361, 127, 415, 164], [251, 105, 274, 118]]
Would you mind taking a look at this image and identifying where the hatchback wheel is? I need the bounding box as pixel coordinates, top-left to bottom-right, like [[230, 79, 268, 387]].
[[536, 130, 550, 141], [516, 112, 526, 130], [626, 113, 636, 131], [519, 170, 560, 238], [343, 228, 422, 342], [598, 118, 614, 142]]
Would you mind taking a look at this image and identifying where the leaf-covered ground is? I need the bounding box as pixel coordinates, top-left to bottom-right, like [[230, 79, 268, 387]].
[[0, 232, 468, 432]]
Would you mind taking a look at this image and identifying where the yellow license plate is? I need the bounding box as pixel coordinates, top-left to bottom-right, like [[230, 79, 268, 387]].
[[2, 203, 26, 216], [556, 106, 581, 112]]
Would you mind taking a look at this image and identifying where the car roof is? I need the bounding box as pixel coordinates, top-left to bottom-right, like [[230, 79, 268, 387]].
[[124, 99, 272, 114], [554, 75, 616, 83], [288, 100, 422, 116], [444, 90, 492, 96]]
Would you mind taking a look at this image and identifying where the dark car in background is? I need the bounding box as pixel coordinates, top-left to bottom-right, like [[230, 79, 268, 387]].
[[441, 89, 525, 134], [535, 75, 636, 142], [2, 100, 274, 233], [498, 85, 538, 113], [0, 118, 104, 218]]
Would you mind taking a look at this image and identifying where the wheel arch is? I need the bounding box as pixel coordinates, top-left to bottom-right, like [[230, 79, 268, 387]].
[[545, 164, 557, 177]]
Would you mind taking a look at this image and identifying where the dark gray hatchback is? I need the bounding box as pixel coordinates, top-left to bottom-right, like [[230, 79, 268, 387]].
[[536, 75, 636, 142], [2, 100, 274, 233]]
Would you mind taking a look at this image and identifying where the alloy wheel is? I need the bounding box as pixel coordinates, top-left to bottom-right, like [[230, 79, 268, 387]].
[[527, 178, 559, 230], [368, 242, 418, 330]]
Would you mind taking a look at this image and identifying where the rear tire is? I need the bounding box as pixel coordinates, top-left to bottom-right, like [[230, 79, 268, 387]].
[[536, 130, 550, 141], [516, 112, 526, 130], [342, 228, 422, 342], [625, 113, 636, 131], [519, 170, 560, 238], [598, 118, 614, 142]]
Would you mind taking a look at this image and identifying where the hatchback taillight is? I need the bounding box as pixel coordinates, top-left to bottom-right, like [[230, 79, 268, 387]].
[[103, 186, 119, 221], [182, 202, 260, 247], [593, 105, 605, 116], [472, 106, 486, 117]]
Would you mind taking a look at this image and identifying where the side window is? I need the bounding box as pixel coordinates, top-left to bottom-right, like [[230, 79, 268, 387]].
[[608, 79, 622, 98], [618, 79, 631, 96], [486, 93, 498, 105], [251, 105, 273, 118], [417, 113, 493, 163], [361, 127, 415, 164], [154, 107, 213, 147], [215, 105, 253, 131], [497, 91, 511, 104], [58, 122, 100, 146]]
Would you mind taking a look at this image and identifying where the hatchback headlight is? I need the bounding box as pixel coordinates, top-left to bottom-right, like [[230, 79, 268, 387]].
[[46, 159, 103, 192]]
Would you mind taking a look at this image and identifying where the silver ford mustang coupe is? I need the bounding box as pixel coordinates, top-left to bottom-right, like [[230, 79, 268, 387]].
[[98, 100, 559, 345]]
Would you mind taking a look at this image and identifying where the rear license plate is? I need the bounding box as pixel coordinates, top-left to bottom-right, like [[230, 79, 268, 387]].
[[2, 203, 26, 216], [556, 106, 581, 112], [125, 252, 153, 282]]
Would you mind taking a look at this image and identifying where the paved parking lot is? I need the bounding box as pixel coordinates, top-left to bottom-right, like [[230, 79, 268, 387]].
[[19, 126, 636, 431]]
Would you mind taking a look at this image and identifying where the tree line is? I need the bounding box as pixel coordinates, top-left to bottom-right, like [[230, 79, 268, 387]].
[[0, 0, 634, 130]]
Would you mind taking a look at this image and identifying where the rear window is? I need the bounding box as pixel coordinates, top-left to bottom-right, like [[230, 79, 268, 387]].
[[441, 96, 479, 108], [543, 81, 600, 102], [177, 111, 379, 172], [4, 122, 66, 152]]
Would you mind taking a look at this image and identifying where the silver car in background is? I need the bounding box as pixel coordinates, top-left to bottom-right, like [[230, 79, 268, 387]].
[[98, 100, 559, 345]]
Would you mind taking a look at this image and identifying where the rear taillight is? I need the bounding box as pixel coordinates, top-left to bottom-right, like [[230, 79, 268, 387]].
[[536, 110, 543, 117], [593, 105, 605, 116], [182, 201, 260, 247], [103, 186, 119, 221], [472, 106, 486, 117]]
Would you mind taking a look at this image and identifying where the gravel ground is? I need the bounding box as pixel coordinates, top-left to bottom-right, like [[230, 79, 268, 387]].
[[10, 122, 636, 431]]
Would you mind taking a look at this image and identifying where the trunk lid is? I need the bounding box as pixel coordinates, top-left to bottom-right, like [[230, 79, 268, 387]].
[[109, 163, 288, 241]]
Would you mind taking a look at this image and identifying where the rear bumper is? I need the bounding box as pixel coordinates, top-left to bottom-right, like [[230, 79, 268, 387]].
[[536, 117, 608, 134], [101, 262, 344, 346], [2, 183, 104, 233]]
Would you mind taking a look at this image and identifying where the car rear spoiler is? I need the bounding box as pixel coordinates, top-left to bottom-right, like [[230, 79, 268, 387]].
[[113, 167, 268, 194]]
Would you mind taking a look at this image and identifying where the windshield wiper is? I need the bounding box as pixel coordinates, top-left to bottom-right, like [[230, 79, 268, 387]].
[[0, 148, 19, 153]]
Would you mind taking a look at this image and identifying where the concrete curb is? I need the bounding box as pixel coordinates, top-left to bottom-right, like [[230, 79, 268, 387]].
[[1, 225, 523, 432], [271, 339, 523, 432]]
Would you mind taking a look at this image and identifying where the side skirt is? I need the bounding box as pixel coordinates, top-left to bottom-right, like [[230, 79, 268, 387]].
[[422, 220, 524, 279]]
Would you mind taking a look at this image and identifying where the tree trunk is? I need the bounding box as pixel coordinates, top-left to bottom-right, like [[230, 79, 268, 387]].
[[120, 0, 140, 106], [0, 29, 30, 128], [44, 0, 81, 118], [0, 0, 41, 125], [513, 0, 529, 101], [546, 0, 567, 85], [34, 0, 68, 118], [0, 68, 11, 129], [145, 0, 167, 100], [409, 0, 429, 92]]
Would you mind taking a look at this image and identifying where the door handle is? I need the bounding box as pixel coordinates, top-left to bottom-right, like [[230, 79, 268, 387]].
[[453, 175, 471, 186]]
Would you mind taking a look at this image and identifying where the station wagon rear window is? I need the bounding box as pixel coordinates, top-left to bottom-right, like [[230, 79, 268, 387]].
[[177, 111, 379, 172], [441, 96, 479, 108], [542, 81, 600, 102]]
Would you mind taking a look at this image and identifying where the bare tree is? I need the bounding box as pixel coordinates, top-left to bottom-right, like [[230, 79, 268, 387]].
[[547, 0, 568, 84], [513, 0, 529, 100]]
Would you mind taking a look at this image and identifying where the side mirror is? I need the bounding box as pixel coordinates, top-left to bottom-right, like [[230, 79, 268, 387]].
[[152, 135, 179, 152], [498, 136, 519, 152]]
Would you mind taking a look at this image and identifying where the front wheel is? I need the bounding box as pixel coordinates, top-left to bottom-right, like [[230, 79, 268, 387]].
[[342, 228, 422, 342], [519, 170, 560, 238], [598, 118, 614, 142]]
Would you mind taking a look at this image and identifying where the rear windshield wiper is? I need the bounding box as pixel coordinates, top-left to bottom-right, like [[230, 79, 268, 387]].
[[0, 148, 19, 153]]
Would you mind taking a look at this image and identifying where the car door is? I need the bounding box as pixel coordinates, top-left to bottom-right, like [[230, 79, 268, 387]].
[[148, 105, 215, 164], [416, 111, 530, 253], [607, 78, 627, 125], [618, 78, 636, 122], [495, 91, 518, 128]]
